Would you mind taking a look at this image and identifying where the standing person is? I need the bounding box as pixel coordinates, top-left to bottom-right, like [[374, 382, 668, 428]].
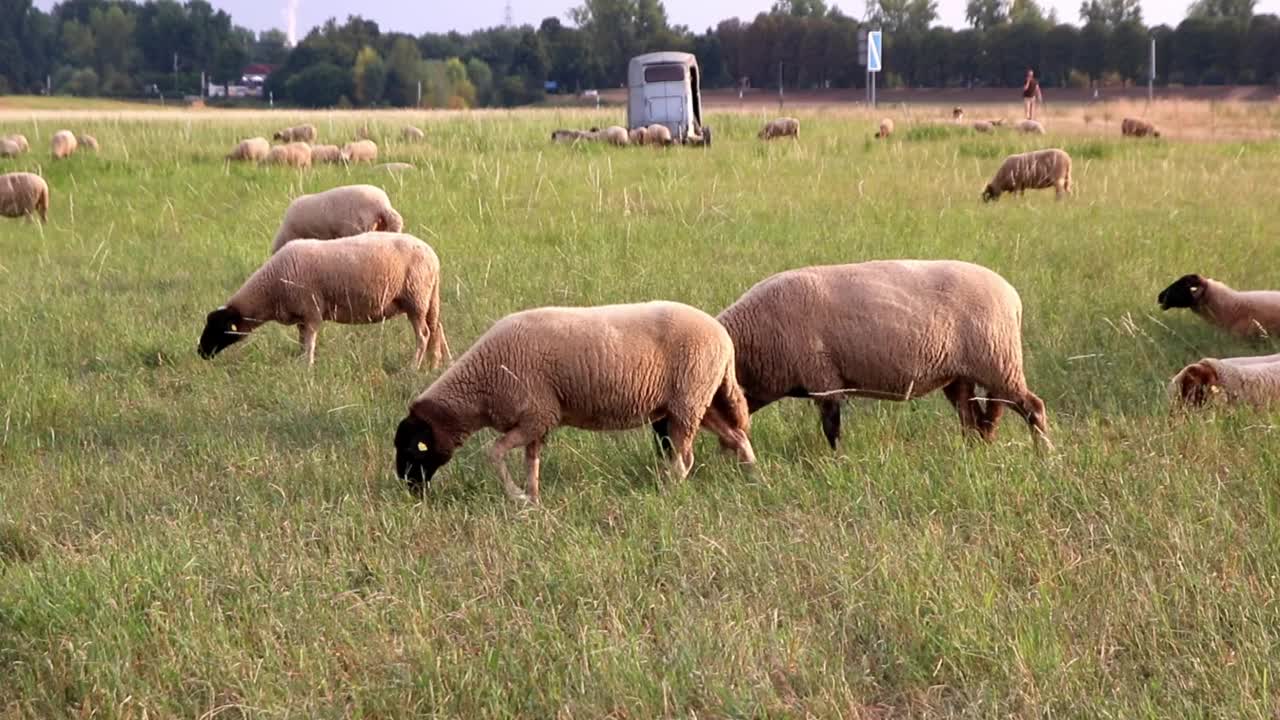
[[1023, 68, 1043, 120]]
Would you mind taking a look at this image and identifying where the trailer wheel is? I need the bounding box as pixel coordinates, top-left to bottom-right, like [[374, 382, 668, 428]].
[[701, 125, 712, 147]]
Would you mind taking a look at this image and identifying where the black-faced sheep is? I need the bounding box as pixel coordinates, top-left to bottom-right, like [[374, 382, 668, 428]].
[[982, 148, 1072, 201], [952, 106, 965, 122], [51, 130, 77, 159], [759, 117, 800, 140], [1158, 274, 1280, 339], [271, 184, 404, 254], [711, 260, 1051, 450], [874, 118, 894, 139], [198, 232, 447, 368], [1121, 117, 1160, 138], [1170, 353, 1280, 408], [392, 301, 757, 503], [0, 172, 49, 223], [273, 124, 318, 143]]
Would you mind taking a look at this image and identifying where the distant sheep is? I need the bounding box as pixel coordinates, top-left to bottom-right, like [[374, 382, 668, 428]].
[[266, 142, 312, 168], [715, 260, 1051, 450], [758, 117, 800, 141], [627, 127, 648, 145], [552, 129, 590, 144], [271, 184, 404, 253], [50, 130, 77, 159], [591, 125, 630, 146], [226, 137, 270, 162], [392, 301, 756, 502], [952, 106, 965, 122], [310, 144, 344, 164], [0, 138, 21, 158], [1016, 119, 1045, 134], [874, 118, 894, 139], [1158, 274, 1280, 339], [273, 124, 317, 143], [403, 126, 426, 141], [0, 172, 49, 223], [982, 148, 1072, 201], [341, 139, 378, 164], [1171, 353, 1280, 409], [973, 120, 994, 134], [199, 232, 447, 368], [1121, 117, 1160, 138], [375, 162, 415, 172], [77, 134, 99, 151], [645, 123, 674, 146], [3, 134, 29, 153]]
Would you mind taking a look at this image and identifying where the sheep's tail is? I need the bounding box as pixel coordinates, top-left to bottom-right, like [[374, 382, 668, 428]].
[[712, 359, 752, 434], [426, 276, 451, 365]]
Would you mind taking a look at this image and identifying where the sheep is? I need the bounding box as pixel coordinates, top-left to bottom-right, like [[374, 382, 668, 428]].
[[988, 118, 1006, 127], [591, 125, 630, 146], [226, 137, 270, 162], [874, 118, 894, 139], [952, 106, 965, 122], [1157, 274, 1280, 339], [758, 117, 800, 141], [375, 162, 415, 172], [644, 123, 674, 146], [271, 184, 404, 254], [402, 126, 426, 142], [265, 142, 312, 168], [309, 144, 344, 164], [4, 134, 29, 153], [77, 133, 99, 151], [341, 139, 378, 164], [627, 127, 648, 145], [1016, 119, 1045, 134], [198, 231, 447, 369], [0, 138, 21, 158], [50, 130, 77, 159], [552, 129, 590, 144], [973, 120, 994, 134], [982, 148, 1072, 202], [273, 124, 318, 143], [713, 260, 1051, 451], [392, 301, 757, 503], [1121, 117, 1160, 138], [1170, 354, 1280, 408], [0, 172, 50, 223]]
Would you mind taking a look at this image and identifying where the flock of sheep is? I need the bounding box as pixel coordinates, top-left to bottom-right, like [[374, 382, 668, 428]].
[[224, 122, 426, 169], [0, 110, 1269, 506]]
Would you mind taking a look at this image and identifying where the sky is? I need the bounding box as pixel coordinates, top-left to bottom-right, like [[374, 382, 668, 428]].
[[34, 0, 1280, 41]]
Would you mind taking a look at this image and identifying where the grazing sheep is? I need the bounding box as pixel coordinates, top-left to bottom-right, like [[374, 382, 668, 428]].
[[375, 162, 415, 172], [271, 184, 404, 253], [952, 106, 965, 122], [0, 138, 21, 158], [592, 125, 630, 146], [645, 123, 674, 146], [199, 231, 447, 368], [973, 120, 994, 134], [265, 142, 312, 168], [273, 124, 318, 143], [77, 134, 99, 151], [226, 137, 270, 162], [982, 148, 1072, 201], [50, 130, 77, 159], [0, 172, 50, 223], [1157, 274, 1280, 339], [552, 129, 590, 144], [628, 127, 648, 145], [402, 126, 426, 141], [341, 139, 378, 164], [1121, 117, 1160, 138], [309, 144, 344, 164], [988, 118, 1006, 127], [1016, 119, 1045, 134], [714, 260, 1051, 450], [875, 118, 894, 139], [4, 134, 29, 153], [392, 301, 756, 503], [1170, 354, 1280, 408], [758, 117, 800, 141]]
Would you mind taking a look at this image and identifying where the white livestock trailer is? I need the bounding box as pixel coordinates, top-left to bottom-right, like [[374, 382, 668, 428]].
[[626, 52, 711, 146]]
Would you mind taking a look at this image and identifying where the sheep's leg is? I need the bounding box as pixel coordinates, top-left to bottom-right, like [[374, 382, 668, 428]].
[[664, 418, 697, 480], [816, 399, 842, 450], [406, 311, 429, 370], [298, 324, 319, 366], [488, 428, 537, 504], [699, 409, 757, 467], [651, 417, 674, 460], [988, 389, 1051, 450], [943, 380, 985, 437], [524, 437, 544, 504]]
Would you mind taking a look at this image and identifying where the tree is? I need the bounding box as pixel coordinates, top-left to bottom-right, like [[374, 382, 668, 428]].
[[866, 0, 939, 33], [1106, 19, 1147, 81], [965, 0, 1008, 29], [1080, 0, 1142, 25], [1009, 0, 1048, 24], [284, 61, 351, 106], [253, 29, 289, 65], [1186, 0, 1254, 18], [384, 36, 423, 106], [772, 0, 830, 16], [352, 45, 386, 105], [466, 57, 493, 104]]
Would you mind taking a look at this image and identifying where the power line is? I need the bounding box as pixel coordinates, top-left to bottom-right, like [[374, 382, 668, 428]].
[[503, 0, 514, 27]]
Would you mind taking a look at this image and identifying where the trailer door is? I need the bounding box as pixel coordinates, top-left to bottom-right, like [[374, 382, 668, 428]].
[[642, 64, 687, 134]]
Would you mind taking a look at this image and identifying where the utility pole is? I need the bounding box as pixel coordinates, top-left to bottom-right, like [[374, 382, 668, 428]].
[[1148, 36, 1156, 105], [778, 62, 784, 110]]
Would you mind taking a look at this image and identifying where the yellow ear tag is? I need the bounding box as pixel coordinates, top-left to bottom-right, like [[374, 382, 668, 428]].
[[229, 323, 237, 332], [417, 442, 429, 452]]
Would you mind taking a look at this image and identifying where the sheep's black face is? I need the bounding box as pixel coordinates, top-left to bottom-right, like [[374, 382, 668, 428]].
[[394, 415, 453, 495], [1158, 274, 1205, 310], [198, 306, 246, 359], [982, 184, 999, 202]]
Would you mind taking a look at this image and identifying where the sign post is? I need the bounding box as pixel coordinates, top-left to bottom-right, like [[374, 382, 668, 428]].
[[1148, 36, 1155, 105], [857, 30, 867, 105], [867, 30, 882, 109]]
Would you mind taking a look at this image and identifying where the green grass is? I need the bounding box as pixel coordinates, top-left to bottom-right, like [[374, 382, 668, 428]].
[[3, 109, 1280, 718]]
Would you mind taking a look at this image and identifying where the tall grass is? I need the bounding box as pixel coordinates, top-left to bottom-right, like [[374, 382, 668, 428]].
[[2, 108, 1280, 718]]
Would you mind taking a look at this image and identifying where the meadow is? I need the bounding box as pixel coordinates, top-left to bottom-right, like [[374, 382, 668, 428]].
[[2, 103, 1280, 718]]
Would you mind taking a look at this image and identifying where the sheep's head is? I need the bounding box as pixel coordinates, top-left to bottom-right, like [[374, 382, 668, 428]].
[[1175, 361, 1220, 407], [1158, 274, 1206, 310], [982, 184, 1000, 202], [272, 131, 284, 141], [394, 412, 455, 495], [1153, 130, 1162, 138], [198, 306, 250, 359]]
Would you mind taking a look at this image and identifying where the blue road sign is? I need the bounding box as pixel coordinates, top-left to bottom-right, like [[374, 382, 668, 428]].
[[868, 31, 882, 73]]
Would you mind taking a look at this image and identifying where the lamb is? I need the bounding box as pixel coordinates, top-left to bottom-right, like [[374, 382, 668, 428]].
[[1016, 119, 1045, 134], [273, 124, 318, 143], [50, 130, 77, 159], [758, 117, 800, 141], [77, 134, 99, 151], [713, 260, 1051, 451], [982, 148, 1072, 201], [198, 231, 447, 369], [226, 137, 270, 162], [644, 123, 674, 146], [1121, 117, 1160, 138], [270, 184, 404, 253], [266, 142, 312, 168], [0, 172, 50, 223], [392, 301, 756, 503], [0, 138, 21, 158], [874, 118, 894, 139], [341, 139, 378, 164], [1157, 274, 1280, 339], [973, 120, 994, 134], [309, 144, 344, 164], [4, 134, 29, 153], [403, 126, 426, 141], [1170, 354, 1280, 408]]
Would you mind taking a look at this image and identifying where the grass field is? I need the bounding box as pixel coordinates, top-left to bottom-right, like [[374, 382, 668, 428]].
[[2, 105, 1280, 718]]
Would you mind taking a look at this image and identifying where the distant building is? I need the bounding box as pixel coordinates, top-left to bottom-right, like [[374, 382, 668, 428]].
[[208, 64, 277, 99]]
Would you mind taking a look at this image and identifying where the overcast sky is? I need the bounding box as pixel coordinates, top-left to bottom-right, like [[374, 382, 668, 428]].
[[35, 0, 1280, 41]]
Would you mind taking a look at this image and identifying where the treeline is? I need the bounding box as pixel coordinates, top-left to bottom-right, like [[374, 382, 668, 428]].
[[1, 0, 1278, 107]]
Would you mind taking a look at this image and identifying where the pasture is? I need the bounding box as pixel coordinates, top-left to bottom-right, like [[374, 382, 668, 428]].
[[2, 104, 1280, 717]]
